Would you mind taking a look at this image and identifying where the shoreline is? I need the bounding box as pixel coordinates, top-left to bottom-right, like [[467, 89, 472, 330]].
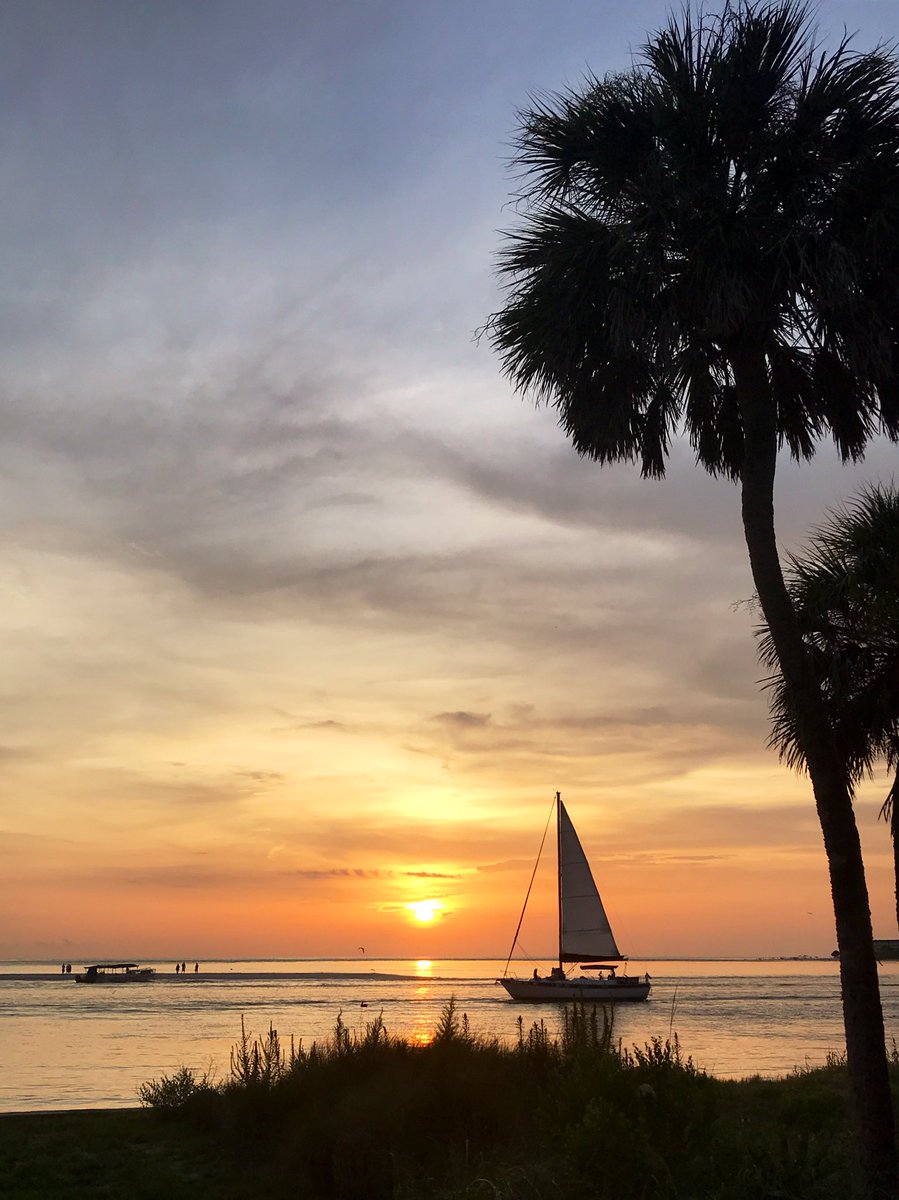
[[0, 969, 418, 982], [0, 1106, 142, 1118]]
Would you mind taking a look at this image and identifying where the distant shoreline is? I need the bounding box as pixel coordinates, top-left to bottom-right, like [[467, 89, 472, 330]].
[[0, 958, 844, 984], [0, 955, 842, 969]]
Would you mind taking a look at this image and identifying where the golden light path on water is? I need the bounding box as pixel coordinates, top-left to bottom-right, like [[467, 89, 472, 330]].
[[2, 958, 899, 1111]]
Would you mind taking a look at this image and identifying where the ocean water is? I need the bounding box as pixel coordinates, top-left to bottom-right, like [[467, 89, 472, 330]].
[[2, 958, 898, 1113]]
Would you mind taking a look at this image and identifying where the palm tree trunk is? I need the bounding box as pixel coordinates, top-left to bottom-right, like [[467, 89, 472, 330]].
[[732, 350, 897, 1197], [887, 771, 899, 933], [893, 798, 899, 935]]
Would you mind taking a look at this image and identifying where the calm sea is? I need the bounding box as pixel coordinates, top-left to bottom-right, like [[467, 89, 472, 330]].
[[2, 958, 898, 1113]]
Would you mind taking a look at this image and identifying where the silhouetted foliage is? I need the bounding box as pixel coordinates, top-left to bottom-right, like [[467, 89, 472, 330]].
[[129, 1003, 867, 1199], [760, 485, 899, 926], [486, 3, 899, 1188]]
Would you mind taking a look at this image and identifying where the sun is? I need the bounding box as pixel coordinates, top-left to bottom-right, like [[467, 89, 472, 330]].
[[406, 899, 443, 923]]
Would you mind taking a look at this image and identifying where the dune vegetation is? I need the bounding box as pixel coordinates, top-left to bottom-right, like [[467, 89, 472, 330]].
[[3, 1001, 893, 1199]]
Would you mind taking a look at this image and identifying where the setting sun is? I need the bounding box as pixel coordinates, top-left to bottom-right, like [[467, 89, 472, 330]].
[[406, 900, 443, 923]]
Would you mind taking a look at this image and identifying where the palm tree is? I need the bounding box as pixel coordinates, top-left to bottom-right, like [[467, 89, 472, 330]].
[[761, 486, 899, 930], [487, 3, 899, 1191]]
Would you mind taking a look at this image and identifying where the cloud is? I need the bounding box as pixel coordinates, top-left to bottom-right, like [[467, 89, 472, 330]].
[[404, 870, 461, 879], [289, 867, 388, 880], [477, 859, 534, 874], [432, 711, 492, 728], [301, 719, 355, 732]]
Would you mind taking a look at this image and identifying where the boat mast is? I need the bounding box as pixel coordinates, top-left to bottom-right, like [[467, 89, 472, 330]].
[[556, 790, 562, 973]]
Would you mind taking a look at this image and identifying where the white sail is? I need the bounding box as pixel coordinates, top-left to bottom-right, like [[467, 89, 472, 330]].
[[558, 800, 621, 962]]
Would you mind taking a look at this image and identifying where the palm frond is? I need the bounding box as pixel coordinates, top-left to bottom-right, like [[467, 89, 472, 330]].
[[489, 1, 899, 480], [758, 485, 899, 788]]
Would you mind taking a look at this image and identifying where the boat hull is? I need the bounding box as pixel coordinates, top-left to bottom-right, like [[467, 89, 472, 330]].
[[499, 976, 650, 1002], [75, 970, 155, 984]]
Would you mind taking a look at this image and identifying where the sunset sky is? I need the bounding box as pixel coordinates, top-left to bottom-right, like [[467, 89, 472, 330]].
[[3, 0, 899, 963]]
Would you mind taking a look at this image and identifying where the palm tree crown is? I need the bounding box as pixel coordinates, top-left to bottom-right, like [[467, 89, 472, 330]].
[[761, 485, 899, 786], [759, 485, 899, 934], [489, 1, 899, 479]]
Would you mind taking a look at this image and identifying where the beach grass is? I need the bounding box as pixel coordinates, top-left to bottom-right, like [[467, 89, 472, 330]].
[[0, 1004, 889, 1199]]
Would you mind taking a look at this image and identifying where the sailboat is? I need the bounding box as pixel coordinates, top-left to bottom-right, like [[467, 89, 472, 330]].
[[498, 793, 651, 1002]]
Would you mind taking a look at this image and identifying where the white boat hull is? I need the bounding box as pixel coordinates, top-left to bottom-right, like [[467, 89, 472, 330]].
[[499, 975, 651, 1002]]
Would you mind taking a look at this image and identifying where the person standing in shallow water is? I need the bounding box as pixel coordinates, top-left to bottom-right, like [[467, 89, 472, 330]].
[[194, 962, 198, 973], [175, 963, 180, 975]]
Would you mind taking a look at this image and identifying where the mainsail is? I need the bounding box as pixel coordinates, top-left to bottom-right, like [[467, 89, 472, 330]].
[[558, 799, 621, 962]]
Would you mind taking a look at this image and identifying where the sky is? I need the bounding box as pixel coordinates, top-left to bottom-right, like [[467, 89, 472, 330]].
[[2, 0, 899, 963]]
